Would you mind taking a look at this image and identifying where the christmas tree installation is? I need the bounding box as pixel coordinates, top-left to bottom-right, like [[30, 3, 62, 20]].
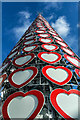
[[0, 14, 80, 120]]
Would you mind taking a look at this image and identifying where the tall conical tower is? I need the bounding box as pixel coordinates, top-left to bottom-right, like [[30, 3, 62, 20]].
[[0, 14, 80, 120]]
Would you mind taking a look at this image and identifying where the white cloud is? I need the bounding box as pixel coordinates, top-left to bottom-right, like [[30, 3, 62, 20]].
[[47, 15, 54, 21], [13, 21, 31, 40], [12, 11, 31, 40], [51, 16, 70, 38], [19, 11, 30, 19]]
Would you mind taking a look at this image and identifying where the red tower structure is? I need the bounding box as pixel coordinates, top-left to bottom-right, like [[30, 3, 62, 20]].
[[0, 14, 80, 120]]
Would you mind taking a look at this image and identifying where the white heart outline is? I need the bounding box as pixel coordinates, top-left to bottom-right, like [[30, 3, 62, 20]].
[[35, 30, 46, 33], [23, 39, 36, 46], [22, 44, 38, 52], [41, 44, 58, 51], [39, 38, 53, 43], [55, 40, 68, 47], [38, 33, 50, 38], [61, 47, 74, 56], [13, 53, 35, 67], [64, 54, 80, 68], [50, 89, 80, 120], [42, 65, 72, 85], [8, 66, 38, 88], [2, 90, 44, 120], [38, 52, 62, 64]]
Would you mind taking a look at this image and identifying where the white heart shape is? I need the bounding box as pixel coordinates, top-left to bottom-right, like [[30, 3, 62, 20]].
[[8, 51, 17, 58], [25, 36, 33, 40], [38, 25, 43, 28], [49, 31, 57, 35], [12, 70, 33, 85], [7, 95, 38, 119], [39, 34, 49, 37], [12, 46, 19, 52], [39, 28, 46, 30], [63, 48, 73, 55], [41, 54, 58, 62], [24, 40, 34, 45], [57, 41, 67, 47], [15, 55, 31, 65], [24, 46, 36, 51], [54, 36, 62, 41], [67, 56, 80, 67], [56, 93, 80, 119], [26, 33, 32, 37], [8, 51, 17, 59], [0, 63, 8, 72], [44, 45, 56, 50], [40, 39, 51, 43], [36, 30, 45, 33], [37, 23, 42, 26], [46, 68, 68, 82]]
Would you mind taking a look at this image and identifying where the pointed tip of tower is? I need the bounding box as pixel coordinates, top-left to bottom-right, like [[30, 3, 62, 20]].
[[38, 13, 42, 17], [37, 13, 43, 18]]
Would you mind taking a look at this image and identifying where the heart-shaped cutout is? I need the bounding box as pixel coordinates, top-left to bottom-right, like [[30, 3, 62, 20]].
[[64, 54, 80, 68], [39, 38, 53, 43], [53, 36, 63, 41], [13, 53, 35, 67], [2, 90, 44, 120], [11, 45, 19, 53], [7, 50, 18, 59], [0, 74, 7, 86], [41, 44, 58, 51], [55, 40, 68, 47], [42, 65, 72, 85], [23, 39, 36, 45], [0, 63, 9, 73], [44, 22, 50, 28], [22, 44, 38, 52], [25, 35, 34, 40], [38, 52, 61, 64], [38, 34, 50, 38], [26, 32, 32, 37], [50, 89, 80, 119], [8, 67, 38, 88], [75, 69, 80, 77], [49, 30, 56, 33], [36, 23, 44, 28], [61, 47, 74, 56], [37, 23, 42, 26], [48, 31, 58, 36], [35, 30, 46, 33], [39, 28, 46, 30]]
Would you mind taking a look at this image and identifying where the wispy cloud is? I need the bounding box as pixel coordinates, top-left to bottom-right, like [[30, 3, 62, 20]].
[[51, 16, 70, 38], [46, 15, 54, 21], [12, 11, 32, 40], [13, 21, 31, 40], [19, 11, 31, 19], [51, 16, 78, 55]]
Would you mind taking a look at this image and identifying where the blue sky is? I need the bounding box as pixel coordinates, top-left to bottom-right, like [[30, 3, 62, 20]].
[[2, 2, 79, 65]]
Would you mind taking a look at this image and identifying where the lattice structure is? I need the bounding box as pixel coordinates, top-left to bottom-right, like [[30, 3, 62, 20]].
[[0, 14, 80, 120]]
